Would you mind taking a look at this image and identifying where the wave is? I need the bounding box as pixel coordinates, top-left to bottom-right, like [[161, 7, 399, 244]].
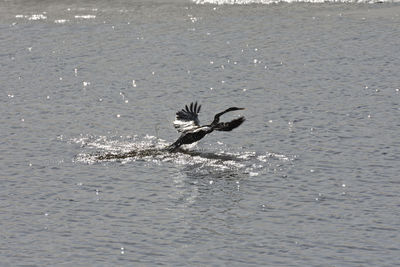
[[193, 0, 399, 4]]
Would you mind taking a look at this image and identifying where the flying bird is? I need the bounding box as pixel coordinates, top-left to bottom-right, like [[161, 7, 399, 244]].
[[168, 102, 245, 151]]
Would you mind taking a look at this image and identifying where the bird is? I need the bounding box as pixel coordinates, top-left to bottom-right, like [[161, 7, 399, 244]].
[[168, 102, 245, 151]]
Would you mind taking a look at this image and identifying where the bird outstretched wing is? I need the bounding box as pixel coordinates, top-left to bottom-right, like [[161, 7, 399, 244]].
[[173, 102, 202, 133], [214, 117, 245, 131]]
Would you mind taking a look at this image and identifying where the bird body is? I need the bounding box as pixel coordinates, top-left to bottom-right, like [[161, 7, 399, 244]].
[[169, 102, 245, 151]]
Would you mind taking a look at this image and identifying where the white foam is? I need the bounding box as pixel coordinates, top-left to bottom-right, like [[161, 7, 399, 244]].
[[16, 14, 47, 20], [75, 15, 96, 19], [28, 14, 47, 20], [54, 19, 69, 24]]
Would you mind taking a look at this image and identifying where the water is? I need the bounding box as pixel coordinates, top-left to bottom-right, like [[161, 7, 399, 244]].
[[1, 0, 400, 265]]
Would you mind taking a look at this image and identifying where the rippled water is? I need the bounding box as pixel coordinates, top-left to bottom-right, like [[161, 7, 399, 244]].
[[1, 0, 400, 266]]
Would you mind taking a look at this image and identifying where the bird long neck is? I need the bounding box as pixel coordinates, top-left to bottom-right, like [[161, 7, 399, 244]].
[[211, 108, 230, 126]]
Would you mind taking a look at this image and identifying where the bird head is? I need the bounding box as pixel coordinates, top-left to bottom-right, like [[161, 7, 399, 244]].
[[226, 107, 245, 112]]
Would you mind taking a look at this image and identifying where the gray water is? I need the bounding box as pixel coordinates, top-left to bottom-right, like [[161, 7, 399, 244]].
[[1, 0, 400, 266]]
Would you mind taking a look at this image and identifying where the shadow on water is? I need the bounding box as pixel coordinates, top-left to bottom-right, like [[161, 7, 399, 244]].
[[96, 147, 167, 161], [96, 147, 242, 162]]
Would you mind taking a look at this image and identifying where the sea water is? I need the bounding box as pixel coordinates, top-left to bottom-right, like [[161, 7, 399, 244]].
[[1, 0, 400, 266]]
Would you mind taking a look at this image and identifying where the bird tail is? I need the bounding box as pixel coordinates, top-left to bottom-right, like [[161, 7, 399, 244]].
[[214, 117, 245, 131]]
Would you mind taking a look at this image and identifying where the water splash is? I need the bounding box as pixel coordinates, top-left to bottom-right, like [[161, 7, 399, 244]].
[[15, 13, 47, 21], [74, 15, 96, 19], [72, 135, 295, 175]]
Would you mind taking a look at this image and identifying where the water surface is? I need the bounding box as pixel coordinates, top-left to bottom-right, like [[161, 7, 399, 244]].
[[1, 0, 400, 266]]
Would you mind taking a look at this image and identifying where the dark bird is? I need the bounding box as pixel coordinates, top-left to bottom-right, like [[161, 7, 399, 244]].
[[168, 102, 245, 151]]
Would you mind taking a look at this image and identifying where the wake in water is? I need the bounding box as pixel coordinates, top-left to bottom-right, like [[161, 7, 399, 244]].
[[72, 134, 295, 176]]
